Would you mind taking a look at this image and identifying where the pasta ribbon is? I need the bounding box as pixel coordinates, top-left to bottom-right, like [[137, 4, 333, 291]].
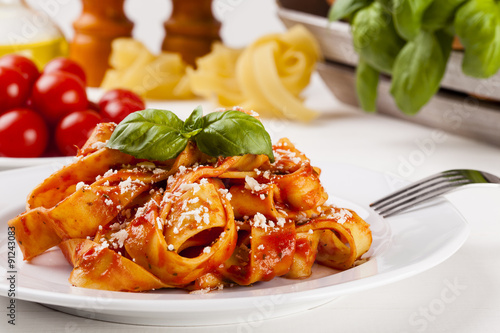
[[59, 239, 171, 292]]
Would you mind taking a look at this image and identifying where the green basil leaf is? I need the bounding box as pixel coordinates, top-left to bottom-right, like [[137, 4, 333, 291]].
[[422, 0, 467, 31], [195, 111, 275, 163], [390, 30, 453, 114], [328, 0, 373, 22], [106, 109, 188, 160], [455, 0, 500, 78], [356, 58, 380, 112], [352, 2, 405, 74], [182, 106, 204, 138], [393, 0, 434, 40], [376, 0, 393, 11]]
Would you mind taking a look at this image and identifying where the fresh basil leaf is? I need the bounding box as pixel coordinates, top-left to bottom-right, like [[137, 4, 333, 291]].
[[422, 0, 467, 31], [182, 106, 203, 138], [328, 0, 373, 22], [352, 2, 405, 74], [390, 30, 453, 114], [376, 0, 393, 11], [356, 58, 380, 112], [195, 111, 275, 163], [393, 0, 434, 40], [107, 109, 188, 161], [455, 0, 500, 78]]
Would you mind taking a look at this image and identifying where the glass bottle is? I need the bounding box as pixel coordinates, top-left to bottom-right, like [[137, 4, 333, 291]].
[[0, 0, 68, 68], [70, 0, 133, 87]]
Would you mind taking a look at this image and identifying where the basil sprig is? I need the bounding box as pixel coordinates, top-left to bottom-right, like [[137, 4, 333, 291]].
[[329, 0, 500, 114], [106, 107, 275, 162]]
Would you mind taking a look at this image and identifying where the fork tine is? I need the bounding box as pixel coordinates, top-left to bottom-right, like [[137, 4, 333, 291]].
[[370, 170, 465, 210], [375, 179, 473, 217], [369, 169, 500, 218]]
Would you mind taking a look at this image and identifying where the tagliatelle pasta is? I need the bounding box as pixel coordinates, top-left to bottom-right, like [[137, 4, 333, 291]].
[[189, 25, 321, 122], [101, 38, 193, 99], [8, 110, 371, 293]]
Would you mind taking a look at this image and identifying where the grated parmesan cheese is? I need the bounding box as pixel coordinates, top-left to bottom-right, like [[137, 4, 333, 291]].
[[179, 182, 201, 194], [76, 181, 90, 191], [109, 229, 129, 248], [97, 240, 109, 251], [103, 169, 117, 178], [218, 188, 232, 201], [156, 217, 163, 230], [91, 140, 108, 150], [244, 176, 267, 192], [135, 206, 147, 218], [321, 208, 353, 224], [119, 177, 145, 194], [251, 213, 278, 232]]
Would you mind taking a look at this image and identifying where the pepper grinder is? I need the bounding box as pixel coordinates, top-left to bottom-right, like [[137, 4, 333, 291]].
[[70, 0, 134, 87], [162, 0, 221, 67]]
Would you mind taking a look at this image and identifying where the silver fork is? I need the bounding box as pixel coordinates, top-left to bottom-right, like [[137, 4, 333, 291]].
[[370, 169, 500, 218]]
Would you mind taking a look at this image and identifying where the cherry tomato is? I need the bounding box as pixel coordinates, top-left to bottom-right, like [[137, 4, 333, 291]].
[[0, 108, 49, 157], [0, 54, 40, 86], [100, 98, 144, 123], [55, 110, 103, 156], [23, 96, 33, 108], [31, 72, 88, 125], [43, 57, 86, 85], [98, 88, 145, 110], [0, 67, 30, 114]]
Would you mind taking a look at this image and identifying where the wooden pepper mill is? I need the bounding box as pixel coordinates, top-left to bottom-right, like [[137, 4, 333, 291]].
[[162, 0, 221, 67], [70, 0, 133, 87]]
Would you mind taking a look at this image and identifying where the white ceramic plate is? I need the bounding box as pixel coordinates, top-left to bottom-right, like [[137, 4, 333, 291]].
[[0, 163, 470, 326]]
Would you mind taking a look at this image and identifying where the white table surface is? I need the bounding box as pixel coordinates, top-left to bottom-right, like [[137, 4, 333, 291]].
[[2, 1, 500, 332]]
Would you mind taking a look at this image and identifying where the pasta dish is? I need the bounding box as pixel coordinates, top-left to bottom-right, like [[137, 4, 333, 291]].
[[8, 109, 372, 292]]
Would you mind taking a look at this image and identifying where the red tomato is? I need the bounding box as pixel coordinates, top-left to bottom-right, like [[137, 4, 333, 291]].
[[31, 72, 88, 125], [0, 108, 49, 157], [55, 110, 102, 156], [43, 57, 87, 85], [0, 67, 30, 114], [0, 54, 40, 86], [98, 88, 145, 110], [101, 98, 144, 123]]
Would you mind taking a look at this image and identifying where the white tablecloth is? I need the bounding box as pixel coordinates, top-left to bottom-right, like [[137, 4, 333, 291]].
[[2, 1, 500, 332]]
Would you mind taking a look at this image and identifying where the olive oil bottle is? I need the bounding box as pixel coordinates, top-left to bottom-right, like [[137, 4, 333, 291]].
[[0, 0, 68, 69]]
